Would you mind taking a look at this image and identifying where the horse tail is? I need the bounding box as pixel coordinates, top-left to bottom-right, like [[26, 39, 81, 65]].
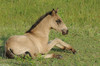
[[5, 44, 15, 59]]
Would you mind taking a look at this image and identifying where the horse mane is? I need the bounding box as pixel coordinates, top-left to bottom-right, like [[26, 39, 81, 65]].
[[26, 10, 52, 33]]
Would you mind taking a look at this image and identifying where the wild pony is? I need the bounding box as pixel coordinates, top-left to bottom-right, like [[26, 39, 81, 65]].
[[5, 9, 76, 59]]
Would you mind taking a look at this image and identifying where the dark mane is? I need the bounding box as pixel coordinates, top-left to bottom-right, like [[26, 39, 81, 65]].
[[26, 11, 52, 33]]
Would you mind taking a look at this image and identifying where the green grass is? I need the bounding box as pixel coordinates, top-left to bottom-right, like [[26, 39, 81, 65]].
[[0, 0, 100, 66]]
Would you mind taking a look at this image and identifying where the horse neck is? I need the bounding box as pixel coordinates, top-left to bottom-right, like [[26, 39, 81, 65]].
[[30, 16, 51, 39]]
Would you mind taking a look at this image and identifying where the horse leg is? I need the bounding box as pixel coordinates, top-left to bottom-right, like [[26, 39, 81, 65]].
[[42, 53, 62, 59], [56, 38, 76, 54], [47, 38, 60, 51], [48, 40, 65, 50], [48, 38, 76, 54]]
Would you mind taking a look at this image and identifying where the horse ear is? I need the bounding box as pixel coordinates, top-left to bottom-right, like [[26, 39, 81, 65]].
[[55, 8, 58, 13], [52, 9, 55, 11], [51, 9, 56, 16]]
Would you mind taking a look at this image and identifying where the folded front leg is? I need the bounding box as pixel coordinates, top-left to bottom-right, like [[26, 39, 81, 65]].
[[55, 38, 76, 54], [48, 38, 76, 54]]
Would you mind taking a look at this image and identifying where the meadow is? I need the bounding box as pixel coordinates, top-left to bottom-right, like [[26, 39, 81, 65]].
[[0, 0, 100, 66]]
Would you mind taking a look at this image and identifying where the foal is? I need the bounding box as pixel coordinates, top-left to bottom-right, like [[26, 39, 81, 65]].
[[5, 9, 76, 59]]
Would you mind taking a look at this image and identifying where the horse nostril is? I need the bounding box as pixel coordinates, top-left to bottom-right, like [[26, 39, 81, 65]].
[[62, 29, 69, 35]]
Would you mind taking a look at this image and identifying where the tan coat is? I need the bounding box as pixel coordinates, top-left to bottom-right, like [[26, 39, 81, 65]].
[[5, 9, 76, 59]]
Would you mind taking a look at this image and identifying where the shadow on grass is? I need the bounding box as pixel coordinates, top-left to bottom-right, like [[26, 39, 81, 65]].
[[0, 46, 5, 58], [0, 35, 10, 58], [52, 48, 71, 53]]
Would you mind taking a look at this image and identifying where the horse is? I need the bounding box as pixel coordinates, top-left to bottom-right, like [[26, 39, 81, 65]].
[[5, 9, 76, 59]]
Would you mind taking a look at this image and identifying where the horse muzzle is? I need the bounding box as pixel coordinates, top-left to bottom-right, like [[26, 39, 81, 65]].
[[62, 29, 68, 35]]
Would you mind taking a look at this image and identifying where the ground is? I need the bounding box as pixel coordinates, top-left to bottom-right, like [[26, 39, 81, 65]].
[[0, 0, 100, 66]]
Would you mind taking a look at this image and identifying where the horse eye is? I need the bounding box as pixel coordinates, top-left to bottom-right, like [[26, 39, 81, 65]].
[[56, 19, 61, 24]]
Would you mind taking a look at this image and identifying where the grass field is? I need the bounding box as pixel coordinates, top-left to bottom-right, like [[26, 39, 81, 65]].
[[0, 0, 100, 66]]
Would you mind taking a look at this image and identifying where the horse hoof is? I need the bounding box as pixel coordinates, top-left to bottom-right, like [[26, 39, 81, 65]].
[[73, 50, 76, 54], [53, 54, 63, 59], [70, 48, 76, 54]]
